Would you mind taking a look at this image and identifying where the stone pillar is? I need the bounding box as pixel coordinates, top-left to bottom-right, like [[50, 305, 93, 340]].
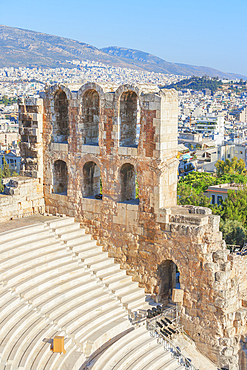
[[158, 89, 178, 209], [140, 89, 178, 210]]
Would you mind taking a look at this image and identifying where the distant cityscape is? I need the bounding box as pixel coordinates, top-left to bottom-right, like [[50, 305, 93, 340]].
[[0, 60, 247, 179]]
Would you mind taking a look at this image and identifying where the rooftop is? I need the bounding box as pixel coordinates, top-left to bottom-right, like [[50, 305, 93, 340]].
[[205, 183, 243, 193]]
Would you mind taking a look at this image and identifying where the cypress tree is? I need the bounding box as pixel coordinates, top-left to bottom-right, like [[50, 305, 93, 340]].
[[0, 168, 3, 193], [2, 155, 11, 178]]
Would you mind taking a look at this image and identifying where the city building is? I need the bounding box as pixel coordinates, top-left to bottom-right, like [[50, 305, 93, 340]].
[[205, 183, 242, 205]]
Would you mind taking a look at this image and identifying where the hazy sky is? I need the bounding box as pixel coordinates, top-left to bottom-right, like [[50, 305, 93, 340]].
[[1, 0, 247, 76]]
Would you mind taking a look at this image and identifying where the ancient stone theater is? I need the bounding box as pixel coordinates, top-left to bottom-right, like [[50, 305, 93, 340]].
[[0, 82, 247, 369]]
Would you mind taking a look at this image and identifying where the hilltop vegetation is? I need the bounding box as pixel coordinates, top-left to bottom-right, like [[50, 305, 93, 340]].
[[165, 76, 222, 93]]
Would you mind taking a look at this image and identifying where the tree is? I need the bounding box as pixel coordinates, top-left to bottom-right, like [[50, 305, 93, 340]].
[[177, 158, 247, 229], [0, 168, 3, 193], [2, 155, 11, 178], [215, 157, 246, 177], [216, 173, 247, 185], [136, 178, 139, 199], [220, 219, 247, 247], [221, 188, 247, 226], [0, 95, 17, 106], [178, 172, 216, 194], [0, 155, 16, 193], [177, 183, 211, 207]]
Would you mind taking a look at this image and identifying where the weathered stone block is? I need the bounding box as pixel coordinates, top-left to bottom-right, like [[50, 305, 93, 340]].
[[213, 250, 230, 264], [215, 271, 232, 283], [235, 310, 247, 321]]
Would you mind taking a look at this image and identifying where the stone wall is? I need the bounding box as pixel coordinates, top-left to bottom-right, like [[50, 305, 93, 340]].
[[19, 82, 247, 369], [0, 176, 45, 222]]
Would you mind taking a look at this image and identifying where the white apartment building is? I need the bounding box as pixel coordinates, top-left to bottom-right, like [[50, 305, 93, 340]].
[[193, 114, 224, 135], [192, 114, 225, 145]]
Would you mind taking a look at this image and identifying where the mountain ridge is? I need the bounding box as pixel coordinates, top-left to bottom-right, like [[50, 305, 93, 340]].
[[101, 46, 247, 80], [0, 24, 246, 80]]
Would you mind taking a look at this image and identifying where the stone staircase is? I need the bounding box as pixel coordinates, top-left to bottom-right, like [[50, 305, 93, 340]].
[[0, 215, 184, 370]]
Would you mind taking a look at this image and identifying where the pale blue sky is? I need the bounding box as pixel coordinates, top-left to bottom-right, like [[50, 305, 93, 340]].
[[1, 0, 247, 76]]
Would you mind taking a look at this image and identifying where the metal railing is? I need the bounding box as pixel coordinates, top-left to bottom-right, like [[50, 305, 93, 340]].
[[147, 317, 198, 370], [129, 305, 198, 369], [129, 305, 177, 326]]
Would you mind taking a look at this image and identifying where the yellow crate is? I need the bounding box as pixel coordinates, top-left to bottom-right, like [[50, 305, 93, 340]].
[[52, 336, 66, 354]]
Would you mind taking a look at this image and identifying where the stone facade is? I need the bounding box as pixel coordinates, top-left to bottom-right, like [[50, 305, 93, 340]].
[[16, 82, 247, 370]]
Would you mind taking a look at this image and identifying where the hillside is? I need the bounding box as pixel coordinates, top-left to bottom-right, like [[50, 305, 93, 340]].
[[0, 25, 134, 69], [101, 47, 247, 80], [164, 76, 223, 93], [0, 24, 246, 80]]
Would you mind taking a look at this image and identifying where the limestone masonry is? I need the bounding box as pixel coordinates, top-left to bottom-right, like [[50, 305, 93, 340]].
[[6, 82, 247, 369]]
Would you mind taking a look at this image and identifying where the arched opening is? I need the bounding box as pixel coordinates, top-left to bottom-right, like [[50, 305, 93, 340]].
[[83, 161, 102, 199], [120, 163, 137, 202], [157, 260, 180, 304], [119, 91, 139, 147], [54, 90, 69, 143], [53, 160, 68, 195], [82, 89, 99, 145]]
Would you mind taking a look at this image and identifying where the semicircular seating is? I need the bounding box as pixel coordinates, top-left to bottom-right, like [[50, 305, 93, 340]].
[[0, 216, 159, 370]]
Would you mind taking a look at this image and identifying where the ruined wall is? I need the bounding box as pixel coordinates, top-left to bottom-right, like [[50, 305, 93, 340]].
[[0, 177, 44, 222], [0, 97, 45, 223], [19, 82, 247, 369], [18, 97, 44, 180]]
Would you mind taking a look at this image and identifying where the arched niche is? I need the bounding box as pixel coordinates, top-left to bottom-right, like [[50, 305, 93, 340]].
[[120, 163, 137, 202], [119, 91, 140, 147], [83, 161, 101, 198], [53, 90, 69, 143], [157, 260, 180, 304], [82, 89, 99, 145], [53, 160, 68, 195]]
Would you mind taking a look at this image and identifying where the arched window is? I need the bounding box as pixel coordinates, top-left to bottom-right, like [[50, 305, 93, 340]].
[[82, 89, 99, 145], [53, 160, 68, 195], [119, 91, 139, 147], [54, 90, 69, 143], [157, 260, 180, 304], [83, 161, 101, 198], [120, 163, 137, 202]]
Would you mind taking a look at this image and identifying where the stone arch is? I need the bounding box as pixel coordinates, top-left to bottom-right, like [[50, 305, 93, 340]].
[[78, 82, 105, 101], [81, 89, 100, 145], [48, 84, 73, 100], [115, 84, 141, 102], [120, 163, 137, 202], [77, 83, 105, 145], [53, 89, 69, 143], [119, 90, 139, 147], [53, 160, 68, 195], [157, 259, 180, 304], [83, 161, 101, 198]]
